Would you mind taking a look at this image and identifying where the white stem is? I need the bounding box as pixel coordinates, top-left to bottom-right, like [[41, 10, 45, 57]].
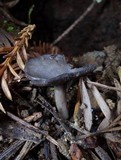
[[54, 85, 69, 119]]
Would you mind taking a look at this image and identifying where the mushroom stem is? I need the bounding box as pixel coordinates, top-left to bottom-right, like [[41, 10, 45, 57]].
[[54, 85, 69, 119]]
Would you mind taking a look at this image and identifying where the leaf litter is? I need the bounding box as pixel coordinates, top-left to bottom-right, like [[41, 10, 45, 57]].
[[1, 25, 121, 160]]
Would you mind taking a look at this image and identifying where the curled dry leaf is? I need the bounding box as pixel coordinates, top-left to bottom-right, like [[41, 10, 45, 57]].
[[80, 79, 92, 131], [16, 52, 25, 71], [1, 70, 12, 100]]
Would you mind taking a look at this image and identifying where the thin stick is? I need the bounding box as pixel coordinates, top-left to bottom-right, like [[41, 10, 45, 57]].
[[52, 1, 96, 45], [87, 80, 121, 92], [0, 140, 24, 160], [0, 7, 27, 26]]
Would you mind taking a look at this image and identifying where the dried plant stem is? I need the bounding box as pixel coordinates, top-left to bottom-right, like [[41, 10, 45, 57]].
[[87, 80, 121, 92], [52, 1, 96, 45], [0, 140, 24, 160], [15, 141, 33, 160]]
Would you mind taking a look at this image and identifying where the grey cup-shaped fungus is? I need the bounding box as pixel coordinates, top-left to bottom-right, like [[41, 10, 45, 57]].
[[24, 54, 96, 119]]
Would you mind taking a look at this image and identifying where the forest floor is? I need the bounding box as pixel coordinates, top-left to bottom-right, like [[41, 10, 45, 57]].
[[0, 0, 121, 160]]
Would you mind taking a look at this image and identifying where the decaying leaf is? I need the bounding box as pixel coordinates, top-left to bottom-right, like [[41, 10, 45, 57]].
[[73, 100, 81, 127], [80, 79, 92, 131]]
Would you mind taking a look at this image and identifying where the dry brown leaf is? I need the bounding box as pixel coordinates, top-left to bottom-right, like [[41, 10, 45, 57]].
[[80, 79, 92, 131], [8, 63, 20, 81], [16, 51, 25, 71], [1, 70, 12, 100], [73, 101, 81, 126], [73, 86, 81, 126], [0, 65, 7, 78], [0, 46, 13, 53], [0, 102, 6, 113]]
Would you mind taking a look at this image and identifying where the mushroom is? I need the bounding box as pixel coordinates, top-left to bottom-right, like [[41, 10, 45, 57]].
[[24, 54, 96, 119]]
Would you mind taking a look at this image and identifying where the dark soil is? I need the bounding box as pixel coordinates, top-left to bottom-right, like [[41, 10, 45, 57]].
[[10, 0, 121, 55]]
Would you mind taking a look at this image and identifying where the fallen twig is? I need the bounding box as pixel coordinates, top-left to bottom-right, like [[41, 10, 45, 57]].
[[87, 80, 121, 92], [53, 1, 96, 45]]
